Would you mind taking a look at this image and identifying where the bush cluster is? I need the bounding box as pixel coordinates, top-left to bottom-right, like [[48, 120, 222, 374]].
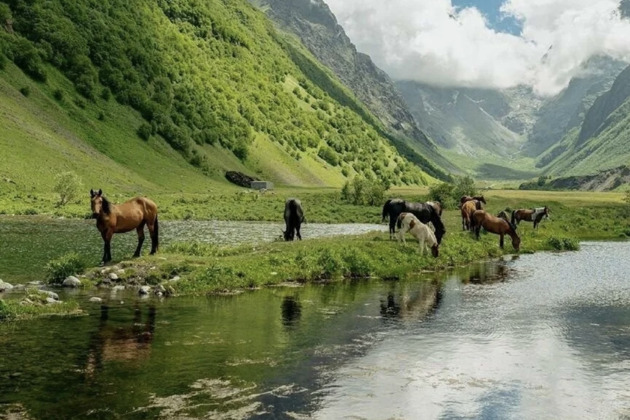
[[341, 176, 388, 206]]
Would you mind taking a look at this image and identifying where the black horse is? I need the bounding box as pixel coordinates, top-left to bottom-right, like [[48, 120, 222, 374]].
[[382, 199, 446, 244], [283, 198, 305, 241]]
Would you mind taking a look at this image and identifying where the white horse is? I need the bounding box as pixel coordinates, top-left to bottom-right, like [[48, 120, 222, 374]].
[[396, 212, 439, 258]]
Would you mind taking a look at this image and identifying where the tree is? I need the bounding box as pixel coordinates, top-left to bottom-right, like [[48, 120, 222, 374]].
[[53, 171, 82, 206]]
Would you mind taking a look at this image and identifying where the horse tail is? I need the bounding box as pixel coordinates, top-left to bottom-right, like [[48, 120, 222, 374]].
[[382, 200, 391, 222]]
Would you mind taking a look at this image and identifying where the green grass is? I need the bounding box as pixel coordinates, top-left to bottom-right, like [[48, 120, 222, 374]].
[[0, 289, 82, 321], [73, 188, 629, 296]]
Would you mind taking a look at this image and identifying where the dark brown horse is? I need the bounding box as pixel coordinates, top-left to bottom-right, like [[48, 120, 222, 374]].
[[460, 195, 486, 208], [511, 206, 550, 229], [90, 189, 159, 264], [472, 209, 520, 251], [461, 199, 482, 231]]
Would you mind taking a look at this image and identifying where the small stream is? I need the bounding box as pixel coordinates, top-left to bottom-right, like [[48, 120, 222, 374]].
[[1, 241, 630, 418]]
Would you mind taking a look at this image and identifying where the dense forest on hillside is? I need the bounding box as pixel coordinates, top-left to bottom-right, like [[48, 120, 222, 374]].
[[0, 0, 431, 186]]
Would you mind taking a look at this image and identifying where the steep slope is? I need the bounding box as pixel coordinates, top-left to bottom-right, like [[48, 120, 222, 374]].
[[251, 0, 455, 177], [0, 0, 432, 193], [576, 64, 630, 144], [527, 58, 626, 159]]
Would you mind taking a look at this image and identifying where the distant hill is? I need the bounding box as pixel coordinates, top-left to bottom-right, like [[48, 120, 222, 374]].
[[0, 0, 434, 197]]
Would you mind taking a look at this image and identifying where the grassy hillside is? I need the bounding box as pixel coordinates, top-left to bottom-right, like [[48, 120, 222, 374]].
[[0, 0, 434, 199]]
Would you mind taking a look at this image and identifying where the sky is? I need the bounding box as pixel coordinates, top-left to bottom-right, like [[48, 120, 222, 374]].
[[324, 0, 630, 96]]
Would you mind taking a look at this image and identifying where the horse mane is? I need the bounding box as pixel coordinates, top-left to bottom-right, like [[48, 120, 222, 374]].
[[101, 196, 111, 215]]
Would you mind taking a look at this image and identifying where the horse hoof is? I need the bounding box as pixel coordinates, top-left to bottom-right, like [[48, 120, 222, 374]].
[[133, 253, 140, 258]]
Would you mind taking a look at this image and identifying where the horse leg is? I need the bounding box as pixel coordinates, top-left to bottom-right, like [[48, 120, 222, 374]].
[[419, 238, 425, 255], [134, 222, 146, 258], [101, 230, 113, 264], [499, 234, 505, 249], [390, 219, 396, 240], [296, 225, 302, 240], [147, 216, 159, 255]]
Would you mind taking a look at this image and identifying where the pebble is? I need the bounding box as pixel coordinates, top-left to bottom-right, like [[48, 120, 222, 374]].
[[139, 286, 151, 295], [0, 280, 14, 292], [89, 297, 103, 303], [108, 273, 119, 281]]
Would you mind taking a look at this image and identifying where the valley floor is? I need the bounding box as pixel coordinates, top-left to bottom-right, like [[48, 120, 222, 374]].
[[1, 188, 627, 320]]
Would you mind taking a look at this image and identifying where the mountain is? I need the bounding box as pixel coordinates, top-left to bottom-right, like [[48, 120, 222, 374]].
[[0, 0, 434, 195], [396, 57, 625, 180], [250, 0, 455, 177], [539, 63, 630, 176], [527, 57, 627, 159]]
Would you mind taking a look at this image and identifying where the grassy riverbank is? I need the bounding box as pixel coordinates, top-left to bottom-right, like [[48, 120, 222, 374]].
[[1, 188, 627, 320], [79, 188, 627, 294]]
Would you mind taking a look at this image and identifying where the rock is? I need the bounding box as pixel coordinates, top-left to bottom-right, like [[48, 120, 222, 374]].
[[139, 286, 151, 295], [225, 170, 258, 188], [0, 280, 14, 292], [46, 297, 60, 304], [62, 276, 82, 288], [27, 281, 43, 287], [169, 276, 180, 282], [154, 285, 166, 295], [43, 291, 59, 300], [20, 298, 33, 305], [116, 269, 125, 275], [108, 273, 119, 281], [155, 292, 163, 297], [111, 285, 125, 292], [89, 297, 103, 303]]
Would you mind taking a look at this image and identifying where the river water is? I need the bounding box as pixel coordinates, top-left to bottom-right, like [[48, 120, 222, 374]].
[[1, 240, 629, 419]]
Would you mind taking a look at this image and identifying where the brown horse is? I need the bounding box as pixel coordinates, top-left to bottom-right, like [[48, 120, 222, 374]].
[[511, 206, 550, 229], [461, 199, 482, 231], [90, 189, 159, 264], [426, 201, 443, 217], [460, 195, 486, 208], [472, 209, 520, 251]]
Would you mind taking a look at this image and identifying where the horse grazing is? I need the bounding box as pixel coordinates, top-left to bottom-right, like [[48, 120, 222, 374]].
[[461, 199, 483, 231], [90, 189, 159, 265], [396, 212, 439, 257], [283, 198, 305, 241], [472, 209, 520, 251], [511, 206, 550, 229], [382, 199, 446, 244], [460, 195, 486, 208]]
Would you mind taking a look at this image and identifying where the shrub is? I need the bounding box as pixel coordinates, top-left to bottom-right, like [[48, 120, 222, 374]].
[[53, 171, 82, 206], [428, 182, 456, 209], [341, 176, 387, 206], [12, 39, 47, 82], [547, 237, 580, 251], [137, 123, 152, 140], [53, 89, 64, 101], [101, 87, 111, 101], [318, 145, 339, 166], [45, 252, 86, 284], [19, 86, 30, 96]]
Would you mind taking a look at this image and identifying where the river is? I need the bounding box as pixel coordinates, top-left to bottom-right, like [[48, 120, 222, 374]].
[[1, 239, 629, 419]]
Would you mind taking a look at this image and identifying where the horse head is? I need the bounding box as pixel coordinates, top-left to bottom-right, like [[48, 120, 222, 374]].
[[512, 235, 521, 251], [478, 195, 486, 204], [90, 189, 104, 218], [544, 206, 551, 219], [431, 244, 439, 258]]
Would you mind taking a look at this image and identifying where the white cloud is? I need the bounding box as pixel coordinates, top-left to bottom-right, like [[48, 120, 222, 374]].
[[325, 0, 630, 96]]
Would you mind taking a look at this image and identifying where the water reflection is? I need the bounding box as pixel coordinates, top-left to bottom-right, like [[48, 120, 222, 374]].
[[281, 295, 302, 329], [85, 305, 156, 377], [380, 280, 442, 322], [2, 243, 630, 419]]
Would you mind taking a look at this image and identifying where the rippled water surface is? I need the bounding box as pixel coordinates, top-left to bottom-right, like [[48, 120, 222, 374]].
[[1, 241, 630, 419]]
